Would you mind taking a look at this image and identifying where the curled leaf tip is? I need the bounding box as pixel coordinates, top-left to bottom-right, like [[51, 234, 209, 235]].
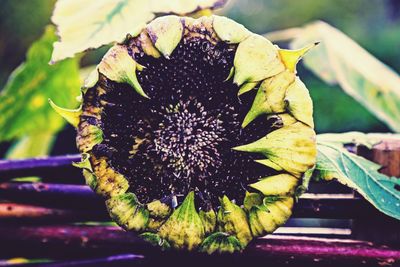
[[72, 152, 92, 171], [146, 15, 183, 58], [48, 99, 81, 128], [99, 45, 149, 98], [279, 43, 318, 72], [237, 82, 258, 96]]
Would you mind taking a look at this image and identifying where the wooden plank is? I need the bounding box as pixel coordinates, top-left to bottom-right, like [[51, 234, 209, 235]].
[[353, 139, 400, 244], [0, 225, 398, 266], [0, 203, 108, 223], [0, 154, 80, 180], [0, 182, 379, 219]]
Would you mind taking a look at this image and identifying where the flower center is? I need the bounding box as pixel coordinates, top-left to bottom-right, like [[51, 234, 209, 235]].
[[89, 35, 273, 206], [151, 99, 226, 179]]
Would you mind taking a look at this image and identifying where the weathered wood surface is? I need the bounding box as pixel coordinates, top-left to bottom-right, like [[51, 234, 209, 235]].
[[352, 139, 400, 245], [0, 183, 377, 219], [356, 139, 400, 177], [0, 225, 398, 267]]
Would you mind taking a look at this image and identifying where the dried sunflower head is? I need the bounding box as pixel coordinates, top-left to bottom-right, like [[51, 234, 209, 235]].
[[51, 15, 317, 254]]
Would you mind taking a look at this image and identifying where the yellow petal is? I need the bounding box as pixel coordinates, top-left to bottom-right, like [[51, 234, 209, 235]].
[[146, 15, 183, 58], [242, 71, 295, 128], [278, 42, 319, 73], [249, 174, 299, 196], [234, 122, 317, 177], [234, 34, 285, 85], [99, 45, 148, 98], [213, 15, 250, 44], [106, 193, 149, 231], [285, 77, 314, 127], [159, 192, 205, 250], [217, 196, 252, 246], [48, 99, 81, 128], [238, 81, 258, 96]]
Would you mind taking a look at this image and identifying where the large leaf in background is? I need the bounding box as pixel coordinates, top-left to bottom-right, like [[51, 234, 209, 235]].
[[317, 132, 400, 149], [51, 0, 227, 62], [0, 25, 81, 142], [285, 21, 400, 132], [6, 133, 55, 159], [315, 140, 400, 220]]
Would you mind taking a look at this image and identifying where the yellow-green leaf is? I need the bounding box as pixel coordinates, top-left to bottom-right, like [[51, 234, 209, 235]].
[[288, 21, 400, 132], [6, 133, 55, 159], [51, 0, 227, 62], [0, 26, 81, 142], [317, 132, 400, 149]]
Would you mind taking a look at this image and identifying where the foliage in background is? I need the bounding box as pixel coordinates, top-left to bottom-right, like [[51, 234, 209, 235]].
[[283, 21, 400, 132], [0, 0, 56, 85], [0, 26, 81, 158], [51, 0, 227, 62], [307, 78, 387, 133]]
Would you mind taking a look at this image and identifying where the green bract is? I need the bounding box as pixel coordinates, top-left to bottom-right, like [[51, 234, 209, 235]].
[[51, 15, 317, 253]]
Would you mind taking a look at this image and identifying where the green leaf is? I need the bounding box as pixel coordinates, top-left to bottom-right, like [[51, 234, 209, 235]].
[[50, 0, 227, 62], [6, 133, 55, 159], [317, 132, 400, 149], [315, 141, 400, 220], [0, 25, 81, 142], [272, 21, 400, 132]]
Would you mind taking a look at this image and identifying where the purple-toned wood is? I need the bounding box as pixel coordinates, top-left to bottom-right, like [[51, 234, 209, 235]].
[[0, 154, 81, 180], [0, 203, 108, 222], [0, 154, 81, 171], [0, 182, 379, 219], [0, 225, 398, 266]]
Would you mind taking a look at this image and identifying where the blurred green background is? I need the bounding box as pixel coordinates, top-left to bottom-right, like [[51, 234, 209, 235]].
[[1, 0, 399, 155]]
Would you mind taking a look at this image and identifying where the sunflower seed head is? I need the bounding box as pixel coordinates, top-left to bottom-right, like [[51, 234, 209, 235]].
[[73, 15, 318, 254]]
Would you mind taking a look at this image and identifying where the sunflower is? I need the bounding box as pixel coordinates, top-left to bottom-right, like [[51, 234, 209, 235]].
[[50, 15, 317, 254]]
